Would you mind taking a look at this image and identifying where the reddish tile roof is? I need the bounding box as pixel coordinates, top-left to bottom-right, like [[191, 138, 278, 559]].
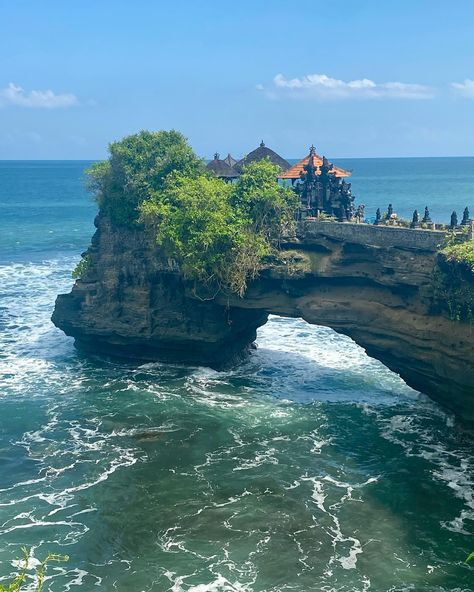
[[279, 146, 351, 179]]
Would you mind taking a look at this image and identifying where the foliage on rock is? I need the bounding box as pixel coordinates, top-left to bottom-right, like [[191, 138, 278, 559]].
[[432, 239, 474, 322], [140, 174, 266, 296], [72, 254, 91, 280], [86, 129, 298, 296], [140, 158, 297, 296], [441, 237, 474, 272], [86, 130, 205, 226], [230, 159, 299, 244], [266, 250, 312, 278]]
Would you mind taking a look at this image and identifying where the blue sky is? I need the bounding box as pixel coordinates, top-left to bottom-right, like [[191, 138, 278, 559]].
[[1, 0, 474, 159]]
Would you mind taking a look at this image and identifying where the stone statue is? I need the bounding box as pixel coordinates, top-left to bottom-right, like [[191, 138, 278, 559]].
[[461, 207, 470, 225], [422, 206, 432, 224], [374, 208, 382, 225], [387, 204, 393, 219], [410, 209, 420, 229], [347, 203, 356, 221], [450, 211, 458, 228], [356, 204, 365, 223]]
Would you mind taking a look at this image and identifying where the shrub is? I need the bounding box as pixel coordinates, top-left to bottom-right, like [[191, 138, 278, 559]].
[[231, 159, 298, 243], [442, 240, 474, 272], [432, 239, 474, 322], [72, 254, 91, 279]]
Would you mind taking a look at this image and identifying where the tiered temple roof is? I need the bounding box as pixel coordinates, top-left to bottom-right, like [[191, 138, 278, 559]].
[[279, 146, 351, 180]]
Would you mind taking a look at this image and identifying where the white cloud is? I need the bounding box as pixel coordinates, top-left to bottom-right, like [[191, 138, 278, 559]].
[[451, 79, 474, 98], [258, 73, 434, 100], [0, 82, 78, 108]]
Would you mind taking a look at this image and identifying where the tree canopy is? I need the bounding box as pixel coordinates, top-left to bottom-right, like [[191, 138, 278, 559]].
[[87, 130, 205, 225], [87, 130, 298, 296]]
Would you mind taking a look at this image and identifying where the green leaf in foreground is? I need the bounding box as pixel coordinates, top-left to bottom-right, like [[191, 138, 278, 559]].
[[0, 548, 69, 592]]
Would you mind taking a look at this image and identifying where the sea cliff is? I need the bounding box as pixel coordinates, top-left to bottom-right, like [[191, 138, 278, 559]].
[[53, 214, 474, 427]]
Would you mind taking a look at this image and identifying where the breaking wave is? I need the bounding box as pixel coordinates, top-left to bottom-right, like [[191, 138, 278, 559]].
[[0, 258, 473, 591]]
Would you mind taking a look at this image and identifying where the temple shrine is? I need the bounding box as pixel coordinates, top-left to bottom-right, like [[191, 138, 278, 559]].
[[279, 145, 354, 221], [207, 142, 355, 222], [207, 153, 239, 180], [234, 141, 291, 173]]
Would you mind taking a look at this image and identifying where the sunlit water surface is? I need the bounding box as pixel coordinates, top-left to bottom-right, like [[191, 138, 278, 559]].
[[0, 161, 473, 591]]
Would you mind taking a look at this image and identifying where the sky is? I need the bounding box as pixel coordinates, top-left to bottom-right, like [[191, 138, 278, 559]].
[[1, 0, 474, 159]]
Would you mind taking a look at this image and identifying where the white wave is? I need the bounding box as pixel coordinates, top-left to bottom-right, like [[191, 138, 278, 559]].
[[0, 255, 473, 591], [188, 575, 249, 591], [377, 409, 474, 534]]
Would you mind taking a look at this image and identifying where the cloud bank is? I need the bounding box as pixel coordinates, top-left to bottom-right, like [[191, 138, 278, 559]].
[[451, 79, 474, 98], [0, 83, 78, 108], [259, 73, 435, 100]]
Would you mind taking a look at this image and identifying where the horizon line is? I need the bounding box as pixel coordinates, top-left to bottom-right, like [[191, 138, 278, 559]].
[[1, 155, 474, 162]]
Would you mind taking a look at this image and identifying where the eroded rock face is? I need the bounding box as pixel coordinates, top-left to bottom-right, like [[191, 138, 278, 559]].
[[53, 216, 268, 366], [53, 216, 474, 426]]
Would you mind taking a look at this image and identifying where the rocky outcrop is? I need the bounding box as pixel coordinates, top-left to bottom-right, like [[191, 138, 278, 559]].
[[53, 216, 474, 426], [53, 216, 267, 366]]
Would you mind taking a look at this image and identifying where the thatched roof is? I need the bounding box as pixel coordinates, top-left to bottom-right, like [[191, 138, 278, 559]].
[[206, 153, 239, 178], [235, 141, 291, 173], [279, 145, 351, 179], [223, 153, 237, 168]]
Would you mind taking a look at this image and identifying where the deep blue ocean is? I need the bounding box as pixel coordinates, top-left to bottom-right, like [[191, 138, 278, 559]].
[[0, 159, 473, 591]]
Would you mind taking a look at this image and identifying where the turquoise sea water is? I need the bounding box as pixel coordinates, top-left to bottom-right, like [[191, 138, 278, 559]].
[[0, 160, 473, 591]]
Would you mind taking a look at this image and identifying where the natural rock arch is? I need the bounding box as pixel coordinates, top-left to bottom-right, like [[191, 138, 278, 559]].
[[53, 216, 474, 427]]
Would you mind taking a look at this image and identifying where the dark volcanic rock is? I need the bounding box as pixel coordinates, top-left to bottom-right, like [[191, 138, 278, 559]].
[[53, 216, 474, 426], [52, 215, 268, 367]]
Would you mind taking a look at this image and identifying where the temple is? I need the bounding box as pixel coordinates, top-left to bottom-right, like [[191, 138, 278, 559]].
[[207, 142, 356, 221], [280, 145, 354, 221], [234, 141, 291, 173], [206, 153, 239, 180], [206, 141, 291, 179]]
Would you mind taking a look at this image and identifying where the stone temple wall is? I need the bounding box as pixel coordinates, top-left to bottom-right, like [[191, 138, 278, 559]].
[[299, 220, 448, 251]]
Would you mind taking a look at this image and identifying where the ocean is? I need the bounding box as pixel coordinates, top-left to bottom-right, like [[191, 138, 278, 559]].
[[0, 159, 473, 591]]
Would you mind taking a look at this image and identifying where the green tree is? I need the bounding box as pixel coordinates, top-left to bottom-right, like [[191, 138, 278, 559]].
[[87, 130, 299, 296], [140, 174, 269, 296], [231, 158, 298, 243], [139, 156, 299, 296], [87, 130, 205, 225]]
